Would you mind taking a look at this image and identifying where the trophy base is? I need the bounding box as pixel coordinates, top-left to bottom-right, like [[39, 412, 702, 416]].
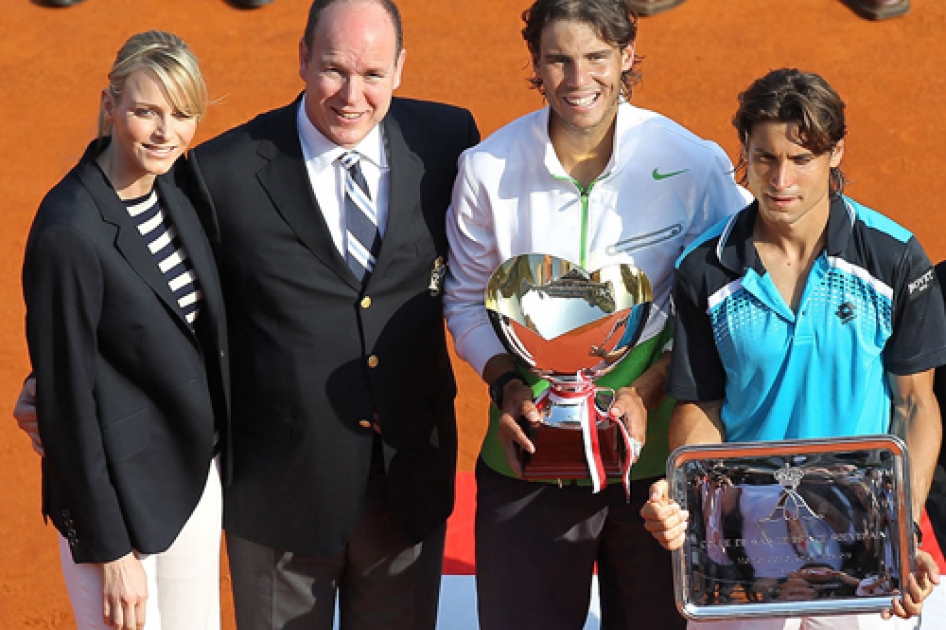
[[521, 421, 626, 481]]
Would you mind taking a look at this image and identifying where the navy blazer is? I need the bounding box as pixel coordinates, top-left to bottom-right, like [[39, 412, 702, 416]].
[[23, 141, 230, 564], [188, 96, 479, 555]]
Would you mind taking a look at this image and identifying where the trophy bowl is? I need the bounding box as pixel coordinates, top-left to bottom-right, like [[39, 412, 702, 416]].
[[485, 254, 652, 489]]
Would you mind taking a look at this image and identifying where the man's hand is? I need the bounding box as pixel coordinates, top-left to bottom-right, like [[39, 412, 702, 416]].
[[883, 549, 940, 620], [102, 552, 148, 629], [610, 386, 647, 451], [640, 478, 689, 550], [497, 379, 541, 477], [13, 376, 42, 455]]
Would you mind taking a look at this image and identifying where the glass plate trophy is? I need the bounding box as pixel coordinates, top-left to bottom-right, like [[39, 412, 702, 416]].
[[667, 435, 916, 620], [485, 254, 652, 492]]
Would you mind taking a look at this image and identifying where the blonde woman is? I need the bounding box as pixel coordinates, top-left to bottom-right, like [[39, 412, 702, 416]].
[[22, 31, 228, 630]]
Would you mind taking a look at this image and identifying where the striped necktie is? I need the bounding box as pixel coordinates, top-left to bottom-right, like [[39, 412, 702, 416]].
[[339, 151, 380, 282]]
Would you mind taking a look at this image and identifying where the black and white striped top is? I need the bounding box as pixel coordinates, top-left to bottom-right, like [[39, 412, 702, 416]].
[[124, 190, 202, 329]]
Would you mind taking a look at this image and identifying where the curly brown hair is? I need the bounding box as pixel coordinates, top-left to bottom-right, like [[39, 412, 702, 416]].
[[521, 0, 642, 101], [733, 69, 848, 197]]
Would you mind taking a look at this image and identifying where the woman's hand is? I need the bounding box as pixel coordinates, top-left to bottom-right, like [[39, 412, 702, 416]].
[[102, 552, 148, 629]]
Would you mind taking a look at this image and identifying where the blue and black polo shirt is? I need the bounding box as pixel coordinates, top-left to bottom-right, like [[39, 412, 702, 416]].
[[668, 196, 946, 442]]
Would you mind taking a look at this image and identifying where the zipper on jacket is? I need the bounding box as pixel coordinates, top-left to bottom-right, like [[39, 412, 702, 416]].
[[554, 174, 609, 269], [579, 182, 592, 267]]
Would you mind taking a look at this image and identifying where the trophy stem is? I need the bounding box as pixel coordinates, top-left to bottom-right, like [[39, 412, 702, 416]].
[[530, 374, 637, 496]]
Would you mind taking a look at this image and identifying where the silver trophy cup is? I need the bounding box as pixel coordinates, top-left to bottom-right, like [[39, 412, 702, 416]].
[[485, 254, 652, 491]]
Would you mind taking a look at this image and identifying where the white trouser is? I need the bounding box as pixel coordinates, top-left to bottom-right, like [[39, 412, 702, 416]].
[[58, 460, 222, 630], [689, 613, 918, 630]]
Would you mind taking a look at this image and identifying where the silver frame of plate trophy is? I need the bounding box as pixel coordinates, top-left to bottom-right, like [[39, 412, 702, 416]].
[[667, 435, 916, 620]]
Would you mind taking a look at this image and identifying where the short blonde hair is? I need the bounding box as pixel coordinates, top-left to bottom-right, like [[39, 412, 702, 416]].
[[99, 31, 208, 137]]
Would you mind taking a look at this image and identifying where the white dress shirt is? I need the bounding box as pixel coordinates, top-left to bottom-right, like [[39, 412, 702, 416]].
[[296, 96, 390, 257]]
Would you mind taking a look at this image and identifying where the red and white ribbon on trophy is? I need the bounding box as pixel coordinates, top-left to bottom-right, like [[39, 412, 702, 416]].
[[535, 381, 643, 498]]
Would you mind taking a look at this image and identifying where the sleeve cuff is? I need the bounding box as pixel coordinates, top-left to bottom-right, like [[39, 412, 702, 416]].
[[461, 331, 508, 378]]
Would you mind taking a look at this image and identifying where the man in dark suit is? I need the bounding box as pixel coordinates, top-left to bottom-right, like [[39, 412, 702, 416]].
[[186, 0, 479, 628]]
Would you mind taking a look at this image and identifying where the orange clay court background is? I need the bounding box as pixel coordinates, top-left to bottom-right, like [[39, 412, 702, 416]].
[[2, 0, 946, 626]]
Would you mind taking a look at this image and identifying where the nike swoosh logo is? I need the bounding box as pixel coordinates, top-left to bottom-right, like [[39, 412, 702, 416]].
[[652, 168, 689, 181]]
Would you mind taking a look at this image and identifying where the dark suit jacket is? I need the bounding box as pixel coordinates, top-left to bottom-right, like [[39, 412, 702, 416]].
[[187, 96, 479, 555], [23, 141, 231, 564]]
